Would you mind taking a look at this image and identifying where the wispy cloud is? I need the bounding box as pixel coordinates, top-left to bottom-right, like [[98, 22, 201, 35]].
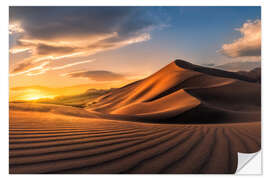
[[9, 47, 31, 54], [10, 59, 95, 77], [219, 19, 261, 58], [9, 23, 24, 34], [10, 61, 50, 77], [51, 59, 95, 70]]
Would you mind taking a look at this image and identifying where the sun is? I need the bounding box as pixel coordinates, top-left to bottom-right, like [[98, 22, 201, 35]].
[[25, 96, 45, 101], [24, 94, 55, 101], [22, 90, 55, 101]]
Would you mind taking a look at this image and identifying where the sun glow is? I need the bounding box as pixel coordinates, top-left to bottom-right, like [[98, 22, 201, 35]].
[[24, 94, 55, 101], [15, 89, 56, 101]]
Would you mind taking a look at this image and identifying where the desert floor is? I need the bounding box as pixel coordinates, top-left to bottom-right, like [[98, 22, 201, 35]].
[[9, 104, 260, 174]]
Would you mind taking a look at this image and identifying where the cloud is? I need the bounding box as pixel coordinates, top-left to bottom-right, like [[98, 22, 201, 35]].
[[51, 59, 95, 70], [10, 61, 50, 76], [9, 7, 156, 39], [10, 59, 95, 76], [219, 19, 261, 58], [9, 7, 162, 76], [9, 23, 24, 34], [9, 47, 31, 54], [12, 61, 33, 73], [64, 70, 125, 81], [36, 44, 76, 55]]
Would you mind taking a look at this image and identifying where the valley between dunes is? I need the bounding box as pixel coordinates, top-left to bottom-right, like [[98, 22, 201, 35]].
[[9, 60, 261, 174]]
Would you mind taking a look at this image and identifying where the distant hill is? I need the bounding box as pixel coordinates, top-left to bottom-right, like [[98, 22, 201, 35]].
[[216, 61, 260, 71], [34, 88, 112, 108], [237, 67, 261, 83]]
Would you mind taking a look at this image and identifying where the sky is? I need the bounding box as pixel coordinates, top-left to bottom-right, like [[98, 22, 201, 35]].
[[9, 6, 261, 101]]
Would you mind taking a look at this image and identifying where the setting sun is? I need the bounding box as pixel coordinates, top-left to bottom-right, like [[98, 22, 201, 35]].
[[12, 89, 56, 101], [24, 95, 52, 101], [24, 94, 55, 101]]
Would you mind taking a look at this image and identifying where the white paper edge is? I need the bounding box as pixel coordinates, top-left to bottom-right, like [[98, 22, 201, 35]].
[[236, 150, 262, 175]]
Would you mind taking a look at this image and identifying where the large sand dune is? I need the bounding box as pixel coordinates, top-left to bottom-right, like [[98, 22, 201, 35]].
[[88, 60, 260, 123], [9, 60, 261, 174]]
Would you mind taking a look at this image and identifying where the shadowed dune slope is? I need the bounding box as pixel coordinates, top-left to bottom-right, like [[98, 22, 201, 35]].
[[87, 60, 260, 123]]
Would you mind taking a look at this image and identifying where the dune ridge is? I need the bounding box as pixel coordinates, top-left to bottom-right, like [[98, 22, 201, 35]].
[[87, 60, 260, 124]]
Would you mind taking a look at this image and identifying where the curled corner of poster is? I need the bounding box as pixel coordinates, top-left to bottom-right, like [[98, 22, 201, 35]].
[[236, 150, 262, 175]]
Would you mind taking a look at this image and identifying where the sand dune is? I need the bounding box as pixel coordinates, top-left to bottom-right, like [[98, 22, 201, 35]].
[[88, 60, 260, 123], [9, 60, 261, 174]]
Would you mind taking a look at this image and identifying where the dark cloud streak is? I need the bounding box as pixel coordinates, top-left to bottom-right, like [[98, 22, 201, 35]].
[[36, 44, 76, 55], [66, 70, 125, 81]]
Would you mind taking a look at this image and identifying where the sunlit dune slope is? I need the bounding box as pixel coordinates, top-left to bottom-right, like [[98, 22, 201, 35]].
[[88, 60, 260, 123]]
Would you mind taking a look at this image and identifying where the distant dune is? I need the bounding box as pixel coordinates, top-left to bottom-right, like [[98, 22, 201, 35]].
[[216, 61, 261, 72], [9, 60, 261, 174]]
